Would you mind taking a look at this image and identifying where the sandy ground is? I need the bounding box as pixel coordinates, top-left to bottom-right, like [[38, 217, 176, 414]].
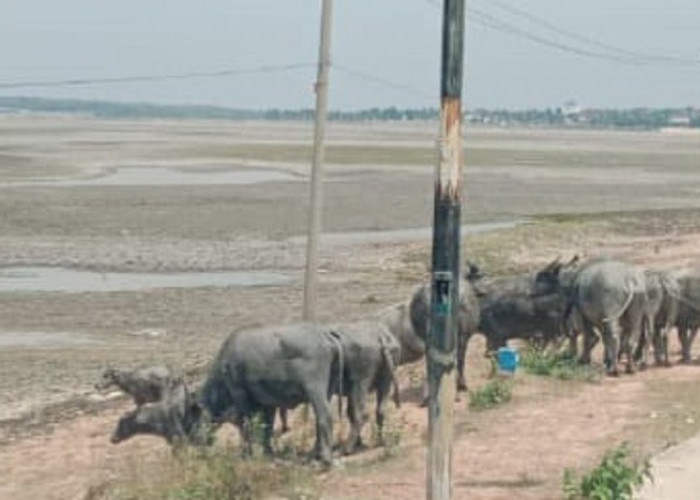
[[0, 116, 699, 499]]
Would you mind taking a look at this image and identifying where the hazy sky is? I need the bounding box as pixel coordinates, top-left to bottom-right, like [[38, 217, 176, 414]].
[[1, 0, 698, 109]]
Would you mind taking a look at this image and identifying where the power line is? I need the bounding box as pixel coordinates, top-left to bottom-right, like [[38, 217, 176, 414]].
[[333, 63, 434, 99], [426, 0, 700, 67], [486, 0, 699, 65], [467, 7, 645, 65], [0, 62, 316, 90]]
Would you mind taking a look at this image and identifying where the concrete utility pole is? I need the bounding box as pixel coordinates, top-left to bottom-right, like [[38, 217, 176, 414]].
[[303, 0, 333, 321], [427, 1, 466, 499]]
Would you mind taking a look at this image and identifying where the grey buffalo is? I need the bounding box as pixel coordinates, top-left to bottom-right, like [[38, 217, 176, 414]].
[[536, 257, 647, 376], [329, 321, 401, 454], [674, 268, 700, 363], [407, 279, 481, 392], [109, 321, 401, 464], [96, 365, 180, 406], [635, 270, 679, 368], [194, 323, 344, 465], [110, 380, 211, 447], [468, 269, 569, 354]]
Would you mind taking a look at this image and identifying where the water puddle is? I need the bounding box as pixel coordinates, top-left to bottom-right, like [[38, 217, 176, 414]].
[[0, 267, 293, 293], [1, 166, 299, 187], [0, 331, 100, 348]]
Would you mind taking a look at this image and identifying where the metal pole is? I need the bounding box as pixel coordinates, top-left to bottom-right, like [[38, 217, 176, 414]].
[[303, 0, 333, 321], [427, 0, 465, 499]]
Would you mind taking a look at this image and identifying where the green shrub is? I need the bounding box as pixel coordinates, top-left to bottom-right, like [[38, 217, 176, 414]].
[[563, 443, 652, 500], [469, 379, 513, 411], [520, 346, 602, 383]]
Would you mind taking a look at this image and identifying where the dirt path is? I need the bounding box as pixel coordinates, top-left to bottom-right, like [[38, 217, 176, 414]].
[[637, 432, 700, 500]]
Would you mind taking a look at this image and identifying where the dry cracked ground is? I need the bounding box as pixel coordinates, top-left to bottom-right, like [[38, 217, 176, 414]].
[[0, 116, 699, 499]]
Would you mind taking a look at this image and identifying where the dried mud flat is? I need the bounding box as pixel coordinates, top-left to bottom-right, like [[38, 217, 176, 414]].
[[1, 116, 699, 499]]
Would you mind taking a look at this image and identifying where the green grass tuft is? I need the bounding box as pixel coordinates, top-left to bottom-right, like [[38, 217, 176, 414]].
[[469, 379, 513, 411]]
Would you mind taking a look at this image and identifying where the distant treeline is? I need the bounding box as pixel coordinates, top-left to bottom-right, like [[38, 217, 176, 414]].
[[0, 96, 698, 130]]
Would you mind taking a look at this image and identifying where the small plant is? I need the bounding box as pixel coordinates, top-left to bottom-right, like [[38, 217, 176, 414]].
[[469, 379, 513, 411], [370, 414, 406, 459], [520, 346, 602, 383], [102, 445, 318, 500], [563, 443, 653, 500]]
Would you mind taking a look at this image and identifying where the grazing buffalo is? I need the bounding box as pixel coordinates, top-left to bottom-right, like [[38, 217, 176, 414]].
[[674, 268, 700, 363], [96, 365, 180, 406], [330, 321, 401, 453], [468, 270, 568, 353], [109, 321, 401, 464], [407, 278, 481, 392], [537, 257, 647, 376], [110, 380, 211, 447]]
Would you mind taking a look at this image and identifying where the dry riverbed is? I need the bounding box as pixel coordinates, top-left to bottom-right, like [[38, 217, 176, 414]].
[[1, 116, 699, 499]]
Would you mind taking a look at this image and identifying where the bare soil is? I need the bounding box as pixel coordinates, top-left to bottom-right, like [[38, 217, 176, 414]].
[[1, 117, 699, 499]]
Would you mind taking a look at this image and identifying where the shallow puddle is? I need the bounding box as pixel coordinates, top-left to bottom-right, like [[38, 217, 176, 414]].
[[0, 165, 299, 187], [0, 267, 293, 293], [0, 331, 100, 348]]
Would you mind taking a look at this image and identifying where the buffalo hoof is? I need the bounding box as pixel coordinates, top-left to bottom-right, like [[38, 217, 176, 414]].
[[456, 379, 468, 392], [419, 397, 429, 408], [342, 441, 367, 456]]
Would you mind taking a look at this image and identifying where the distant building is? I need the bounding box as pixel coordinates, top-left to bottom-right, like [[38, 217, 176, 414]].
[[561, 100, 584, 124], [562, 100, 582, 117], [668, 115, 691, 127]]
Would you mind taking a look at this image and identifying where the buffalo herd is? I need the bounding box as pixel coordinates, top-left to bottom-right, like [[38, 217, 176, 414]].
[[100, 255, 700, 465]]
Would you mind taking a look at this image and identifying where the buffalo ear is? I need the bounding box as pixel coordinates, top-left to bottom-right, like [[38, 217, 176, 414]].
[[566, 255, 580, 267], [465, 262, 483, 281]]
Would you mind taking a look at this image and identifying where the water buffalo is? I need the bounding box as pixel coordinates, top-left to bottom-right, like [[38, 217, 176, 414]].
[[194, 323, 344, 465], [110, 380, 211, 447], [675, 268, 700, 363], [96, 365, 180, 406], [635, 270, 679, 368], [536, 257, 647, 376], [407, 279, 481, 392], [329, 321, 401, 453], [109, 321, 401, 464], [468, 271, 568, 353]]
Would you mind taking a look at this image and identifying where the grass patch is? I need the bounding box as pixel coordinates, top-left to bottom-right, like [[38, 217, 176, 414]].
[[563, 442, 652, 500], [520, 347, 603, 383], [96, 446, 318, 500], [469, 379, 513, 411]]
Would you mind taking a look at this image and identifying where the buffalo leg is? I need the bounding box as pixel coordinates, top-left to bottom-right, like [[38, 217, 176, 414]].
[[260, 406, 276, 456], [344, 381, 369, 454], [602, 321, 622, 376], [579, 316, 598, 365], [679, 324, 693, 363], [308, 391, 333, 466], [278, 408, 290, 434], [456, 333, 470, 392], [374, 371, 394, 446]]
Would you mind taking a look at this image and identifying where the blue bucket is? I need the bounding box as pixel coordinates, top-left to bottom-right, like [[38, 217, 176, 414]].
[[497, 347, 519, 374]]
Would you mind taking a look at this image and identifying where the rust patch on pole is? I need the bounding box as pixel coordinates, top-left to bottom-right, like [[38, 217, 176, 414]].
[[436, 97, 463, 201]]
